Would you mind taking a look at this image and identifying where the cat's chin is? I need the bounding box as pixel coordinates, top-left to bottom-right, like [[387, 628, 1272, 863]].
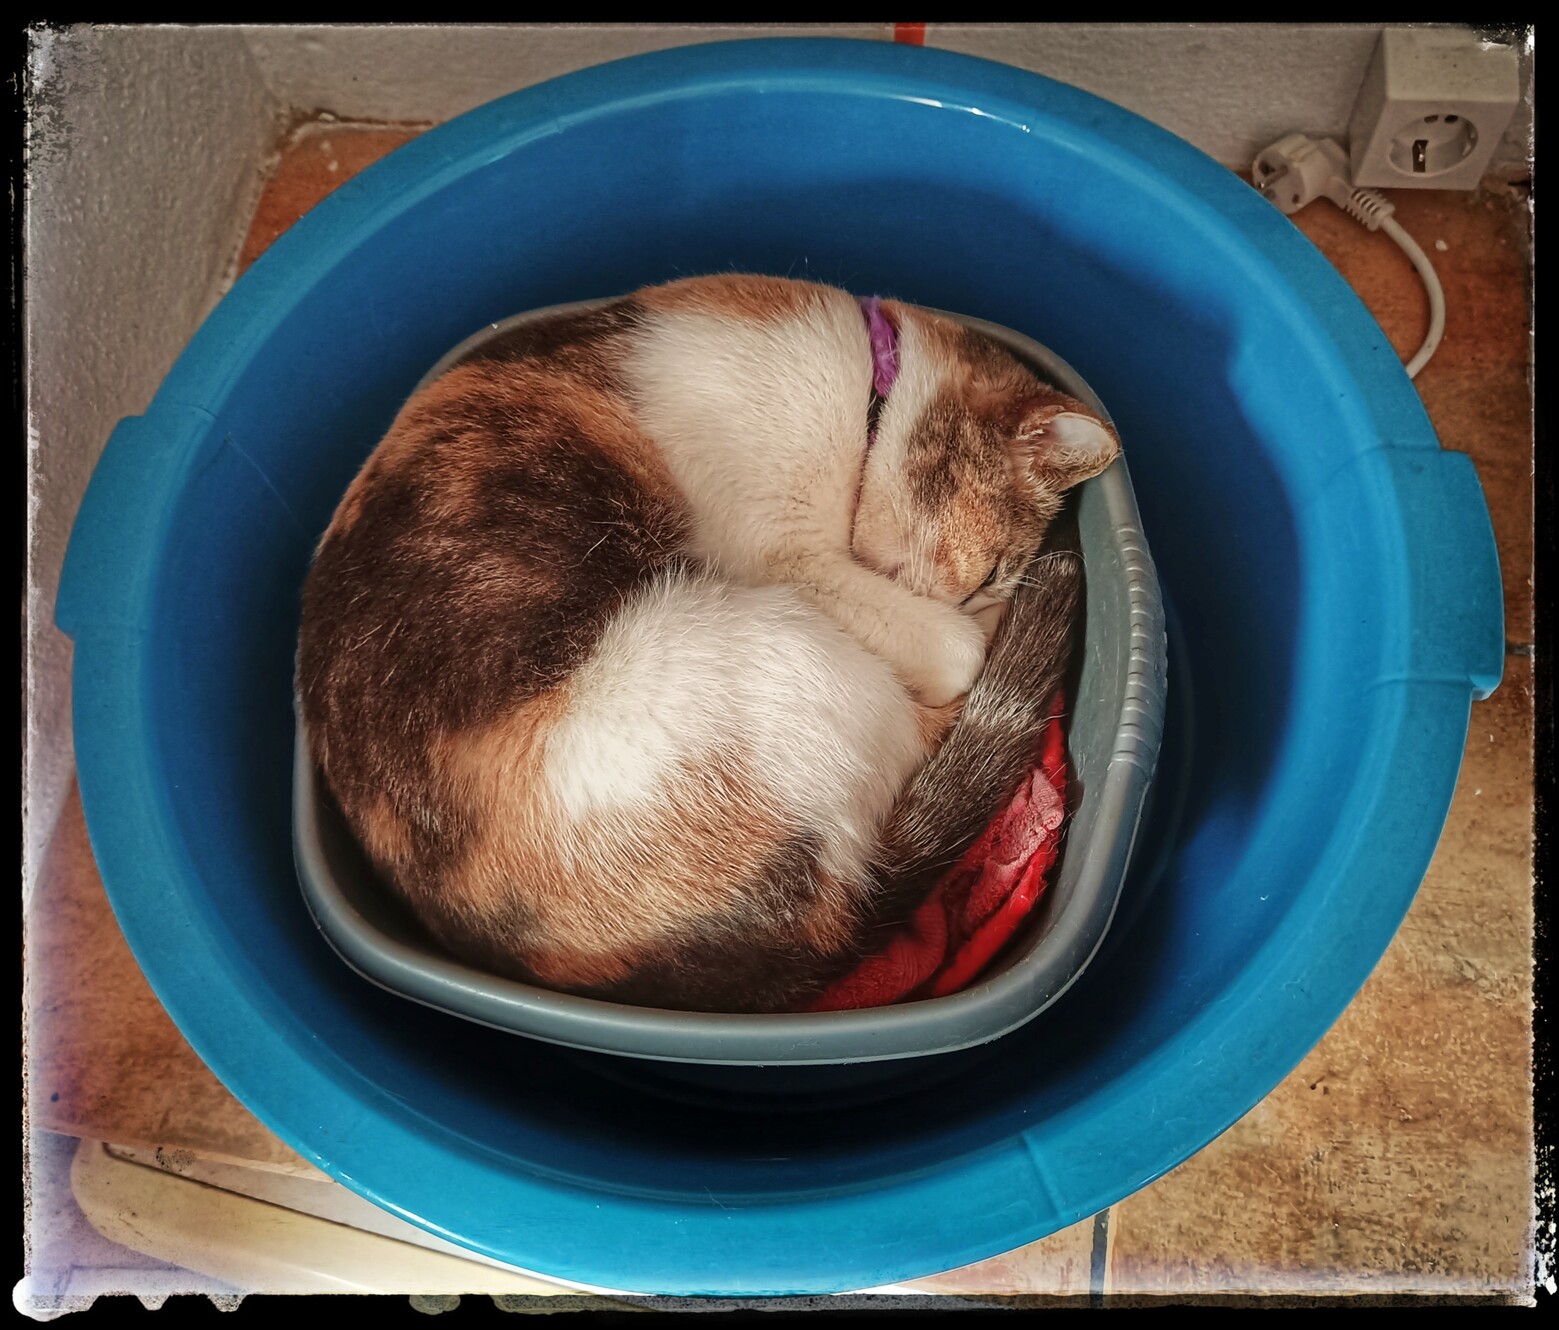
[[960, 590, 1002, 616], [971, 600, 1007, 644]]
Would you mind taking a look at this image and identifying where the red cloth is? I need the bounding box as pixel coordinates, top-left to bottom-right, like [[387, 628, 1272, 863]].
[[808, 695, 1069, 1011]]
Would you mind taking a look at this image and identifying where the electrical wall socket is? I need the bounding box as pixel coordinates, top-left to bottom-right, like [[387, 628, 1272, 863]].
[[1348, 27, 1520, 189]]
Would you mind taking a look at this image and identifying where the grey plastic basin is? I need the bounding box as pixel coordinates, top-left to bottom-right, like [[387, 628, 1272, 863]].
[[292, 301, 1167, 1065]]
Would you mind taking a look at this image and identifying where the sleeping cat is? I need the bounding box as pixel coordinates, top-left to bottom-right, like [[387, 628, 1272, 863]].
[[297, 274, 1118, 1013]]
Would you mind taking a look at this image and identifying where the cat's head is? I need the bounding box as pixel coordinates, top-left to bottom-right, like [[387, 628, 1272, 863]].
[[851, 304, 1119, 614]]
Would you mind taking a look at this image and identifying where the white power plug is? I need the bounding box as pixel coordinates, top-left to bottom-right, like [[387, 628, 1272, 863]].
[[1348, 28, 1521, 189], [1252, 133, 1444, 379], [1252, 134, 1395, 231]]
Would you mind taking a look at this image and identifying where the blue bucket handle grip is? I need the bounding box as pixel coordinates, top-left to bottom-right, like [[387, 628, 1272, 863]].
[[1385, 446, 1505, 702], [57, 413, 192, 639]]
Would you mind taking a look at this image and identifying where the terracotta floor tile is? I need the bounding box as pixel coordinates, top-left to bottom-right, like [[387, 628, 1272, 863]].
[[901, 1219, 1096, 1296], [26, 788, 313, 1175], [237, 121, 424, 274]]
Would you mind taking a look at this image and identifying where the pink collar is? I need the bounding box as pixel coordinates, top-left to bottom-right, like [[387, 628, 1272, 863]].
[[860, 300, 897, 399], [859, 296, 900, 397], [859, 297, 899, 444]]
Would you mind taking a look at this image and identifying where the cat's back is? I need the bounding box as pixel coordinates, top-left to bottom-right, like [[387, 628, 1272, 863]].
[[297, 297, 686, 853]]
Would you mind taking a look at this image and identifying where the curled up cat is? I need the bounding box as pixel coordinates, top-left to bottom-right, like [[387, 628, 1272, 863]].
[[297, 275, 1119, 1014]]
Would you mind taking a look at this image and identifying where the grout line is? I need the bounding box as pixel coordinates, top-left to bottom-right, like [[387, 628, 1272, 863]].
[[1089, 1208, 1110, 1307]]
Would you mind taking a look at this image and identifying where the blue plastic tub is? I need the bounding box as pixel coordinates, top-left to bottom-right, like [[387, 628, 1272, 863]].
[[57, 38, 1503, 1295]]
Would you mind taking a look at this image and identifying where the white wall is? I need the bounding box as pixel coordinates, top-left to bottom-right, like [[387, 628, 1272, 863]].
[[22, 22, 1533, 896], [239, 23, 1534, 175], [23, 26, 281, 896], [240, 24, 892, 125]]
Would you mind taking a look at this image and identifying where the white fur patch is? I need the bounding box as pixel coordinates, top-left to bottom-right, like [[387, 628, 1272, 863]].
[[624, 291, 871, 576], [543, 571, 926, 878]]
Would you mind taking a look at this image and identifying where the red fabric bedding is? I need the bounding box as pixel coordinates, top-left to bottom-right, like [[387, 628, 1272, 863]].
[[809, 695, 1069, 1010]]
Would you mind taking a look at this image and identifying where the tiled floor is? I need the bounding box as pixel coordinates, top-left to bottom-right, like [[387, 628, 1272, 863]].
[[24, 119, 1535, 1305]]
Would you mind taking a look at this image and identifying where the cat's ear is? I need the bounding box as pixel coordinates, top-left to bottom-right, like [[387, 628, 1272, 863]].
[[1005, 401, 1120, 491]]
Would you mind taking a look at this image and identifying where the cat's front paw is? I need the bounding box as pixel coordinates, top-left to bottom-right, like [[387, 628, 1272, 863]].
[[903, 604, 989, 708]]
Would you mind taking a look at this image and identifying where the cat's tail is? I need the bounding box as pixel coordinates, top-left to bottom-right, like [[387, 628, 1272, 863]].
[[573, 520, 1083, 1017], [866, 512, 1084, 928]]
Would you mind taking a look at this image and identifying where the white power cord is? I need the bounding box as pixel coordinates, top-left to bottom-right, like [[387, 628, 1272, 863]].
[[1252, 133, 1445, 379]]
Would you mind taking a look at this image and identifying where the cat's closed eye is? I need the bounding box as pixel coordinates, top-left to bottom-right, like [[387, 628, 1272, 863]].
[[960, 564, 1000, 607]]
